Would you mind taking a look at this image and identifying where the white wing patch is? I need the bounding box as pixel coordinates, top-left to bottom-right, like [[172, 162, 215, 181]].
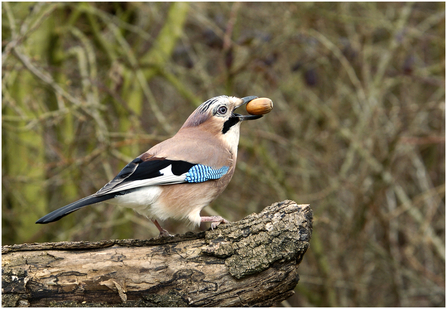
[[104, 165, 187, 194]]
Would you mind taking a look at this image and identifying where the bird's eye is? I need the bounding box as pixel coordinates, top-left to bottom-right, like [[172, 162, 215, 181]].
[[217, 106, 228, 115]]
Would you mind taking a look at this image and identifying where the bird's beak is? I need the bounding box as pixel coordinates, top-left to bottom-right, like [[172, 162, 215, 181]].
[[233, 96, 263, 121]]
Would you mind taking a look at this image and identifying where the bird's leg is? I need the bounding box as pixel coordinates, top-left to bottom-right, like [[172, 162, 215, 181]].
[[200, 216, 229, 230], [151, 219, 173, 237]]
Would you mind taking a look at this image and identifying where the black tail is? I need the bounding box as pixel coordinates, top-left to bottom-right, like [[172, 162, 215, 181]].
[[36, 194, 115, 224]]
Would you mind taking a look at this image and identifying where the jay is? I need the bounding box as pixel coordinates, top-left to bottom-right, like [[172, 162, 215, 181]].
[[36, 95, 263, 236]]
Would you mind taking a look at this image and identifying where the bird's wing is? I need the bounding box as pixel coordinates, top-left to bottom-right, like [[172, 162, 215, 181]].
[[95, 157, 192, 195], [95, 156, 229, 196], [36, 152, 230, 224]]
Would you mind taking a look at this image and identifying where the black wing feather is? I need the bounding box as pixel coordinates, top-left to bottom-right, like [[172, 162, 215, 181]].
[[96, 158, 195, 195]]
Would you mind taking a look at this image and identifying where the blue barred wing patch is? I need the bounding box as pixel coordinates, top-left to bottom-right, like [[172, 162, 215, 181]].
[[185, 165, 229, 183]]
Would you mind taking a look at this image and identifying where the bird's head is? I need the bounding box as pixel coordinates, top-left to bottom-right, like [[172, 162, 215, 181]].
[[179, 95, 262, 154], [181, 95, 262, 132]]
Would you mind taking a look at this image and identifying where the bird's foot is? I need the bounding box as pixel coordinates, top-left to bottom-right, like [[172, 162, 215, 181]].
[[151, 219, 173, 237], [200, 216, 229, 230], [158, 229, 174, 238]]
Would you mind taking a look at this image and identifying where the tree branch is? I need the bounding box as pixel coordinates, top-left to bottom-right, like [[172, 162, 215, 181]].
[[2, 200, 312, 307]]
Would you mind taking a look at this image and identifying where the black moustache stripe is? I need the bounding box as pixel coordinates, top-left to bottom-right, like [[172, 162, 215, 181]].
[[222, 116, 240, 134]]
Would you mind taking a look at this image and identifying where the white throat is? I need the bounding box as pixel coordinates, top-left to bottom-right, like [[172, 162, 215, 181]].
[[221, 122, 241, 157]]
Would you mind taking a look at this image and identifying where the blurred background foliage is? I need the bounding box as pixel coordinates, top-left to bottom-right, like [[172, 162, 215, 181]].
[[2, 2, 445, 306]]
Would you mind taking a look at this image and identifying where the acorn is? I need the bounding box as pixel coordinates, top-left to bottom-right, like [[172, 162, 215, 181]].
[[246, 98, 273, 115]]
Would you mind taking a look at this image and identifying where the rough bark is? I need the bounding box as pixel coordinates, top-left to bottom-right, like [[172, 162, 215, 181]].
[[2, 200, 312, 307]]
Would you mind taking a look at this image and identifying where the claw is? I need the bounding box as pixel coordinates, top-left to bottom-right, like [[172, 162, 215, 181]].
[[201, 216, 229, 230], [158, 229, 174, 238], [151, 219, 173, 237]]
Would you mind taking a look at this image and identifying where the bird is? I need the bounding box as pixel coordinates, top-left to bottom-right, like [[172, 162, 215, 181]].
[[36, 95, 263, 237]]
